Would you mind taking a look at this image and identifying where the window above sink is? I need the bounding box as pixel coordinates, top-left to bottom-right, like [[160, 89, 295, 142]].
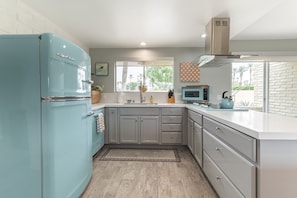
[[115, 58, 174, 92]]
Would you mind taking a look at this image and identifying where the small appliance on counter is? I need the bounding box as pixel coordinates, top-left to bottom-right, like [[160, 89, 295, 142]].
[[219, 91, 234, 109], [181, 85, 209, 104]]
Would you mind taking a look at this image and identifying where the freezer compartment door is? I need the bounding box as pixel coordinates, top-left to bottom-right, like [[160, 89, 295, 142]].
[[42, 100, 92, 198], [40, 33, 92, 97]]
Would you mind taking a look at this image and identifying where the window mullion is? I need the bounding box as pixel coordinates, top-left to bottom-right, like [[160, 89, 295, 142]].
[[263, 62, 269, 113]]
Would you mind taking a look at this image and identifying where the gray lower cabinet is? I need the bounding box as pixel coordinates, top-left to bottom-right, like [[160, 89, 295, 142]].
[[140, 116, 159, 144], [161, 107, 183, 144], [187, 110, 203, 167], [119, 115, 159, 144], [119, 115, 138, 143], [119, 108, 160, 144], [106, 108, 118, 144], [193, 122, 202, 166], [203, 116, 256, 198], [187, 118, 194, 152]]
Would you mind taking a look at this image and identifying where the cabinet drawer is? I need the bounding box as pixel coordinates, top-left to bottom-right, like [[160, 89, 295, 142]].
[[203, 117, 256, 162], [119, 107, 159, 115], [162, 116, 182, 124], [162, 124, 182, 132], [203, 152, 244, 198], [204, 131, 256, 198], [188, 110, 202, 125], [161, 132, 182, 144], [161, 108, 182, 115]]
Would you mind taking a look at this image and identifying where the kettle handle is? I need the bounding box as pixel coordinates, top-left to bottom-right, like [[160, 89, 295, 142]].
[[222, 91, 228, 98]]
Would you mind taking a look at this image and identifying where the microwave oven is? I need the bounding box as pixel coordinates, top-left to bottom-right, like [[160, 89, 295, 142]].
[[181, 85, 209, 103]]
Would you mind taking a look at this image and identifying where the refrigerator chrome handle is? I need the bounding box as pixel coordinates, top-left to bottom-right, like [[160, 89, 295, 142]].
[[87, 111, 94, 117], [82, 79, 94, 84]]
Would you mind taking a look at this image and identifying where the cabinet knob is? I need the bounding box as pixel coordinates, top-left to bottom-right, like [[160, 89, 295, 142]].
[[216, 176, 221, 180], [215, 127, 220, 130], [215, 147, 220, 151]]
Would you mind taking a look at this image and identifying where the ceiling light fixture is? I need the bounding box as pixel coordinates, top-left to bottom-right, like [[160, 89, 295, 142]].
[[140, 42, 147, 46]]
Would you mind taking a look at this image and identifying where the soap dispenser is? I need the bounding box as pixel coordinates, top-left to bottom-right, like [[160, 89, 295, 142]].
[[150, 95, 154, 103]]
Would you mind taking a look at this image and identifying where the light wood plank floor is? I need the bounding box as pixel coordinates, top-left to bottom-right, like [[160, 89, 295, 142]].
[[81, 146, 218, 198]]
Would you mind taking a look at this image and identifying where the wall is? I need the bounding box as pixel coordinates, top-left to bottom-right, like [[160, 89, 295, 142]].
[[268, 62, 297, 117], [0, 0, 88, 52], [90, 48, 232, 104]]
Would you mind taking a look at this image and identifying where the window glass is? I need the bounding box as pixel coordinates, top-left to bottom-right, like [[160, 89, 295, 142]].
[[232, 62, 264, 111], [116, 59, 174, 92]]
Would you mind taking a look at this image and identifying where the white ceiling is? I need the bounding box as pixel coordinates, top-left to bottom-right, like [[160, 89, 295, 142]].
[[21, 0, 297, 48]]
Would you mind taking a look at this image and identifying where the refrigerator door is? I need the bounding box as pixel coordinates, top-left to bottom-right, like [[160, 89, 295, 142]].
[[0, 35, 42, 198], [42, 100, 92, 198], [40, 33, 92, 98]]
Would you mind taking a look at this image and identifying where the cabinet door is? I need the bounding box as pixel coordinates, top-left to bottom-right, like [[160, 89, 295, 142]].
[[187, 118, 194, 153], [140, 116, 159, 144], [107, 108, 118, 143], [119, 116, 138, 143], [194, 122, 203, 167]]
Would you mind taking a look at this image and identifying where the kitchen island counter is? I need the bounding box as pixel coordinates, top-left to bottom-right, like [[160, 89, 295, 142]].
[[187, 104, 297, 140]]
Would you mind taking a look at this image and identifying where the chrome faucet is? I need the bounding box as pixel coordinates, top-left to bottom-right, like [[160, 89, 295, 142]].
[[139, 90, 145, 103]]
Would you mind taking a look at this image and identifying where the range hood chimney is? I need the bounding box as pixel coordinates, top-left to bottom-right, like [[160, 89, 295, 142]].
[[198, 17, 244, 67]]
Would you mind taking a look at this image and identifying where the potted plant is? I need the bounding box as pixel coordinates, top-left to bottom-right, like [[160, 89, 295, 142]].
[[91, 85, 104, 104]]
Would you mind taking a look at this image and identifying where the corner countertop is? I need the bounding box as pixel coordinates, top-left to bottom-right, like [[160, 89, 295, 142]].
[[187, 104, 297, 140], [92, 103, 297, 140]]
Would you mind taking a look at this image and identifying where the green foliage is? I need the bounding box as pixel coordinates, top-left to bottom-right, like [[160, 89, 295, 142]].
[[126, 82, 138, 90], [146, 66, 173, 90], [92, 85, 104, 92], [232, 85, 254, 90]]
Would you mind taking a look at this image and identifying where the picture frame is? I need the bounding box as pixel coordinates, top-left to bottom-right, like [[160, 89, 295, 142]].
[[95, 62, 109, 76]]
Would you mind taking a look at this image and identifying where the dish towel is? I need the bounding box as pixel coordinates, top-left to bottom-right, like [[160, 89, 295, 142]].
[[96, 113, 105, 133]]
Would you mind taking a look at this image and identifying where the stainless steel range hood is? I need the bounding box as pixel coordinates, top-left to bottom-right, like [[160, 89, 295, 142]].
[[198, 17, 250, 67]]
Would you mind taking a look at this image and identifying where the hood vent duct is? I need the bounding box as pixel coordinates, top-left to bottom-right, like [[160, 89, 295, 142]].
[[198, 17, 252, 67]]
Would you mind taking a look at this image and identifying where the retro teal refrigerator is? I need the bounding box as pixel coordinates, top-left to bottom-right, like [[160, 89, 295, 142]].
[[0, 33, 93, 198]]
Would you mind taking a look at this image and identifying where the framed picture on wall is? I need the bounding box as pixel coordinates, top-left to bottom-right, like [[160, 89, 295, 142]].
[[95, 62, 109, 76]]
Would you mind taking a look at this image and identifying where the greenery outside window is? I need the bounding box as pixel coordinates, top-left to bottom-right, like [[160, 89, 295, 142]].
[[116, 58, 174, 92], [232, 62, 264, 111]]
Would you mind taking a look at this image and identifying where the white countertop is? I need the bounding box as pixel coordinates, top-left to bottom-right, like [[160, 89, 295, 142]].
[[187, 105, 297, 140], [92, 103, 297, 140], [92, 103, 186, 109]]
